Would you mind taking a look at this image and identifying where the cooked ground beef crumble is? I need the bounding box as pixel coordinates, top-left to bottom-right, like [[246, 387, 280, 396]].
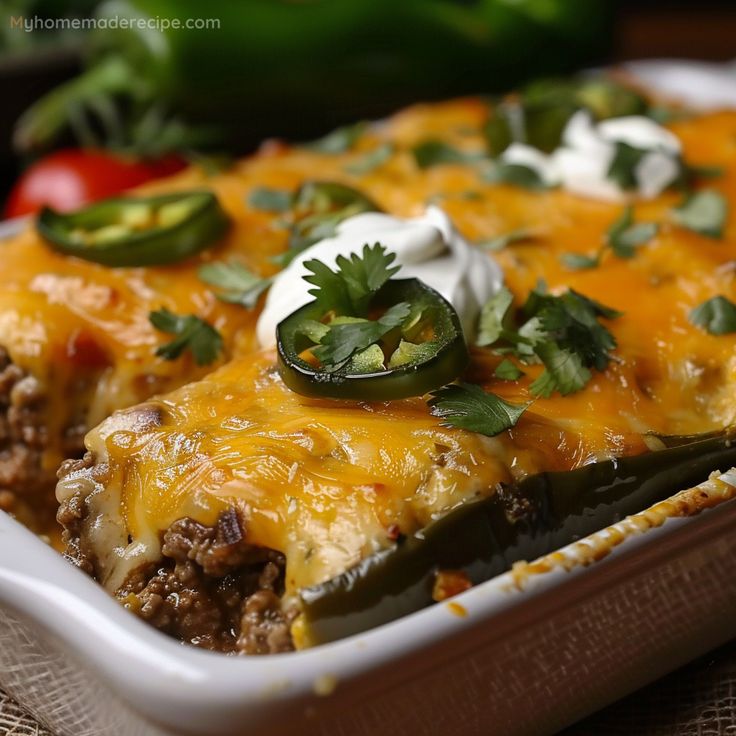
[[0, 345, 92, 533], [127, 514, 296, 655], [57, 458, 295, 654], [0, 347, 57, 531]]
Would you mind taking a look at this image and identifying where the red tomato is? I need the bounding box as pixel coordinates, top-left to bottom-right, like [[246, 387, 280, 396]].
[[4, 149, 186, 219]]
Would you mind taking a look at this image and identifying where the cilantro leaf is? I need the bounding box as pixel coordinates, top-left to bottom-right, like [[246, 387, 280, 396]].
[[483, 162, 548, 190], [530, 342, 591, 397], [149, 308, 223, 365], [607, 206, 658, 258], [476, 285, 621, 397], [673, 190, 728, 239], [479, 228, 535, 252], [247, 187, 293, 213], [345, 143, 394, 176], [304, 243, 400, 316], [563, 288, 622, 321], [312, 302, 410, 372], [412, 140, 484, 169], [305, 122, 367, 154], [477, 287, 514, 347], [560, 252, 600, 270], [198, 262, 272, 308], [541, 290, 620, 374], [273, 181, 381, 267], [690, 295, 736, 335], [562, 208, 658, 270], [494, 359, 524, 381], [302, 258, 354, 315], [428, 382, 528, 437]]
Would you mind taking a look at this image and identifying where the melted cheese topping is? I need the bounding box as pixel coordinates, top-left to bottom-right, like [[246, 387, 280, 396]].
[[73, 352, 653, 593], [18, 97, 736, 582]]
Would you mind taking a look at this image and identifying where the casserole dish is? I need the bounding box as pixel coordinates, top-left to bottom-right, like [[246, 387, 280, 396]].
[[2, 471, 736, 736], [3, 59, 736, 735]]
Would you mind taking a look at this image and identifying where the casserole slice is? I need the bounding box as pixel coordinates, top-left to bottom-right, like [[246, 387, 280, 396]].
[[4, 76, 732, 536], [55, 94, 736, 650], [55, 346, 736, 653]]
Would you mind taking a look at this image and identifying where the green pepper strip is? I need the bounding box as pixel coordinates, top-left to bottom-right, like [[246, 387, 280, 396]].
[[277, 278, 469, 401], [300, 429, 736, 645], [37, 190, 230, 267]]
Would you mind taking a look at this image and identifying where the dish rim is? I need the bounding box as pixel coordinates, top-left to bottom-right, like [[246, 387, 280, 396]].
[[2, 486, 736, 732]]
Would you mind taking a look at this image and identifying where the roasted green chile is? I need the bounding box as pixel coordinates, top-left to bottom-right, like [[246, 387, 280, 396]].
[[300, 430, 736, 644], [37, 190, 230, 267]]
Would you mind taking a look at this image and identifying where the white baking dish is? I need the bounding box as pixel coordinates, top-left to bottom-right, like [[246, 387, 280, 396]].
[[2, 473, 736, 736], [2, 59, 736, 736]]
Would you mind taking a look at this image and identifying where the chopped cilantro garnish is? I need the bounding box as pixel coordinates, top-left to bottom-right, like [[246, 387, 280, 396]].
[[297, 319, 330, 344], [477, 287, 514, 347], [429, 382, 528, 437], [479, 228, 535, 252], [412, 140, 484, 169], [561, 206, 658, 270], [494, 359, 524, 381], [272, 181, 380, 267], [304, 242, 400, 316], [673, 190, 728, 239], [345, 143, 394, 176], [313, 302, 410, 372], [247, 187, 293, 213], [305, 122, 367, 154], [198, 262, 272, 308], [149, 308, 223, 365], [530, 341, 590, 397], [690, 295, 736, 335], [482, 162, 548, 190], [476, 285, 622, 397], [560, 252, 600, 271], [607, 206, 659, 259]]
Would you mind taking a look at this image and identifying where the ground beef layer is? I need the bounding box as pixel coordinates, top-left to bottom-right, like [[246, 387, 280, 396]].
[[0, 347, 59, 532], [57, 459, 295, 654]]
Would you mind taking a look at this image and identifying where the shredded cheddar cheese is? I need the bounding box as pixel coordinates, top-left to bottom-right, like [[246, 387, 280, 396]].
[[4, 97, 736, 580]]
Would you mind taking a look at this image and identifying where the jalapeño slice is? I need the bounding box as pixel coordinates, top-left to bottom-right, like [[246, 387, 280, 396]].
[[37, 190, 230, 267], [277, 278, 469, 401]]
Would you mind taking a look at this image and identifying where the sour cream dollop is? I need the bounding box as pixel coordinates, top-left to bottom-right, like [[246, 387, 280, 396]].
[[501, 110, 682, 202], [256, 206, 502, 347]]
